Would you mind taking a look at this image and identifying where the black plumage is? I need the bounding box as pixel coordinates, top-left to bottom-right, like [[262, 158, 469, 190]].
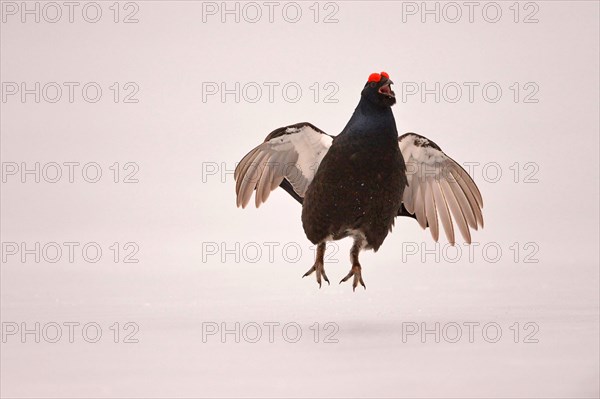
[[302, 78, 406, 252]]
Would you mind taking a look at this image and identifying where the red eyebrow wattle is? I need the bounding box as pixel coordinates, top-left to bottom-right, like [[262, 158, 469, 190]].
[[368, 73, 381, 82]]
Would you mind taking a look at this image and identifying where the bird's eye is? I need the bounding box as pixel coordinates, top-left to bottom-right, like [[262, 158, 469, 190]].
[[368, 73, 381, 83]]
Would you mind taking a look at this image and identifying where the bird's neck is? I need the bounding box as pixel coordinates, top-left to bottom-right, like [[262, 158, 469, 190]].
[[342, 98, 398, 137]]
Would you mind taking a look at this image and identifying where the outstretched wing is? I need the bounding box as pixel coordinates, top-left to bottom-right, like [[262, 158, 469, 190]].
[[234, 122, 333, 208], [398, 133, 484, 245]]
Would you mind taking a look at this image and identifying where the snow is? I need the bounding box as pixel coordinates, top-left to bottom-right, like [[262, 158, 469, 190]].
[[1, 239, 598, 398]]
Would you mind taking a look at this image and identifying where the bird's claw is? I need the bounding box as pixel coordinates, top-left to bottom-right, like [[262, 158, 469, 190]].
[[339, 265, 366, 291], [302, 263, 330, 288]]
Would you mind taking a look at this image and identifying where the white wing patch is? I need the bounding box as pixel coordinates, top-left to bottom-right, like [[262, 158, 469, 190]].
[[234, 124, 332, 208], [399, 133, 484, 245]]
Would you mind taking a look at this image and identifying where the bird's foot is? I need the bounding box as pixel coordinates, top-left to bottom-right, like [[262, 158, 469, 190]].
[[339, 264, 366, 291], [302, 261, 330, 288]]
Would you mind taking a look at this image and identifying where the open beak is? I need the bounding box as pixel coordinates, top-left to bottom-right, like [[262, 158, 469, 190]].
[[378, 80, 395, 98]]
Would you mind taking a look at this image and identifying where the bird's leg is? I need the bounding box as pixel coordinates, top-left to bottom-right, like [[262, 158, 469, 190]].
[[340, 237, 366, 291], [302, 242, 330, 288]]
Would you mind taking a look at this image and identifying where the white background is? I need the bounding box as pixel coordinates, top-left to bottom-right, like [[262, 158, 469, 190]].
[[1, 1, 599, 397]]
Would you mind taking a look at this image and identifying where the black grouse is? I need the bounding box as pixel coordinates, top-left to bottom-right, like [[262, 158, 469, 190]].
[[234, 72, 483, 291]]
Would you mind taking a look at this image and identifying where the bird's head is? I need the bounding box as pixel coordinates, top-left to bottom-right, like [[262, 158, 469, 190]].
[[361, 71, 396, 107]]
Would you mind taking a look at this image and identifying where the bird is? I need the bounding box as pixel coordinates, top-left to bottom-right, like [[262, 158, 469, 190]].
[[234, 71, 483, 291]]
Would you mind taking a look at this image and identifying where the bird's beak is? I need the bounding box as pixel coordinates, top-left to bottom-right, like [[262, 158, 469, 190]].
[[378, 80, 395, 98]]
